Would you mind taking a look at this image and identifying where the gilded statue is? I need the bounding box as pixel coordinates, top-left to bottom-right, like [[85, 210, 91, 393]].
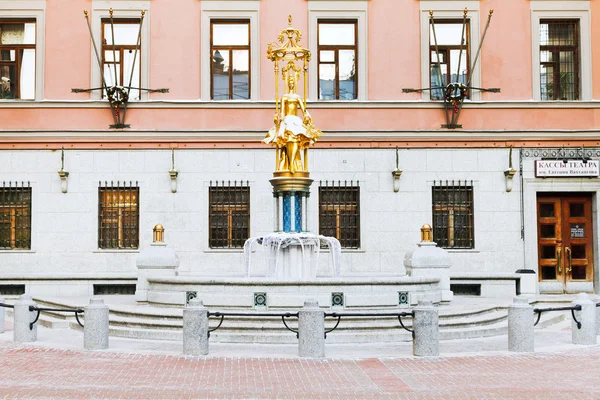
[[263, 63, 321, 173]]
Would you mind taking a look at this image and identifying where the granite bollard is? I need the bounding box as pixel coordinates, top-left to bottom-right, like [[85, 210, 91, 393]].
[[508, 296, 534, 352], [413, 300, 439, 356], [572, 293, 596, 345], [84, 297, 109, 350], [183, 298, 209, 356], [298, 300, 324, 358], [13, 295, 37, 343], [0, 296, 5, 334]]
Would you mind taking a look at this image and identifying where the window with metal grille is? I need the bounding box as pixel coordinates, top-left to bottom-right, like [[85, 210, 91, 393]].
[[318, 181, 360, 249], [429, 20, 470, 100], [432, 181, 474, 249], [317, 20, 357, 100], [540, 20, 579, 100], [0, 20, 36, 100], [98, 182, 139, 249], [211, 20, 250, 100], [0, 182, 31, 250], [209, 182, 250, 249]]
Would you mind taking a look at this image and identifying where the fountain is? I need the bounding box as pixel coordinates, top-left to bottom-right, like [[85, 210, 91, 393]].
[[144, 17, 444, 313]]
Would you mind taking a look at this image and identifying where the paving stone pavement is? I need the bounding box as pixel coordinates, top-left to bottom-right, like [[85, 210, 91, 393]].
[[0, 325, 599, 399]]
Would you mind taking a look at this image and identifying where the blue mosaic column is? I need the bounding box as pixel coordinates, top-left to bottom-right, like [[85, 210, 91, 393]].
[[282, 191, 303, 232]]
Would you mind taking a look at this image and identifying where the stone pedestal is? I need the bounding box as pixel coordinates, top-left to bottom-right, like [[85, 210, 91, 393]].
[[508, 296, 534, 352], [84, 297, 109, 350], [404, 239, 452, 303], [183, 298, 209, 356], [515, 269, 537, 295], [135, 241, 179, 303], [572, 293, 596, 345], [413, 300, 439, 357], [298, 300, 325, 358], [13, 295, 37, 343], [277, 242, 318, 281]]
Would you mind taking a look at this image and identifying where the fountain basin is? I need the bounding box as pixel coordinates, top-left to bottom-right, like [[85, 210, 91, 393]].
[[146, 276, 442, 309]]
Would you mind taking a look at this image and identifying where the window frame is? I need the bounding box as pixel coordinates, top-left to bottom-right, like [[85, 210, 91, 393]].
[[318, 185, 361, 249], [210, 19, 251, 101], [316, 19, 358, 100], [0, 19, 37, 100], [308, 0, 368, 101], [0, 1, 45, 100], [419, 2, 481, 101], [98, 185, 140, 250], [90, 2, 150, 101], [431, 184, 474, 249], [208, 184, 250, 249], [200, 0, 259, 100], [0, 185, 32, 250], [530, 1, 591, 101], [428, 19, 470, 100]]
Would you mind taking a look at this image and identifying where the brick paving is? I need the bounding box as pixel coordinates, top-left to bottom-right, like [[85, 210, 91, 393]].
[[0, 341, 599, 399]]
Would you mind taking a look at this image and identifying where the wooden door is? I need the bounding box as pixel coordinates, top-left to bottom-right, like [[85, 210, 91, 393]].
[[537, 194, 594, 293]]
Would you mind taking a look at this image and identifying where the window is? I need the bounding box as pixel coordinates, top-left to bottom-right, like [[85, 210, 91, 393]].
[[102, 19, 141, 100], [319, 182, 360, 249], [432, 181, 474, 249], [98, 183, 139, 249], [429, 20, 469, 100], [211, 20, 250, 100], [0, 183, 31, 250], [317, 21, 357, 100], [539, 20, 579, 100], [208, 182, 250, 249], [0, 20, 36, 99]]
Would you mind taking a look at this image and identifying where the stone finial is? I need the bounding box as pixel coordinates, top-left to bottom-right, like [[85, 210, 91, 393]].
[[153, 224, 164, 243], [420, 224, 433, 242]]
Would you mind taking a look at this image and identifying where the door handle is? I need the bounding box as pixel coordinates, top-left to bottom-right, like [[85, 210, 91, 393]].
[[565, 247, 572, 273], [557, 246, 562, 274]]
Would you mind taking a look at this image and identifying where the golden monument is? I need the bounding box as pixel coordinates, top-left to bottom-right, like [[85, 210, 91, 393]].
[[265, 16, 322, 176]]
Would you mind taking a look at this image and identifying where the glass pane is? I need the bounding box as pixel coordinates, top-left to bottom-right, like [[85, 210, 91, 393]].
[[320, 50, 335, 62], [338, 50, 356, 100], [571, 265, 586, 280], [541, 245, 555, 259], [104, 23, 140, 46], [104, 50, 120, 62], [318, 23, 355, 46], [103, 64, 121, 87], [0, 49, 15, 61], [540, 50, 552, 63], [571, 244, 585, 259], [430, 23, 467, 46], [212, 50, 230, 100], [232, 49, 249, 100], [19, 49, 35, 99], [570, 203, 584, 217], [558, 51, 576, 100], [319, 64, 335, 100], [540, 224, 555, 238], [540, 21, 576, 46], [123, 50, 140, 100], [0, 23, 36, 45], [212, 23, 249, 46], [430, 63, 445, 99], [449, 49, 468, 83], [541, 266, 557, 280], [540, 64, 553, 100], [539, 203, 555, 218], [0, 63, 16, 99]]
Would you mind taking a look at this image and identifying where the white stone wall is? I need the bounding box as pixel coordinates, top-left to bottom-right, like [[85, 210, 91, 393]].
[[0, 148, 525, 278]]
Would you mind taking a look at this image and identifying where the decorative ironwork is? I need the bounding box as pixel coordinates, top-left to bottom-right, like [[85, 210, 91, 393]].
[[432, 180, 474, 249], [324, 311, 414, 338], [98, 181, 139, 249], [319, 181, 360, 249], [207, 311, 299, 338], [533, 305, 582, 329], [28, 305, 84, 330], [0, 181, 31, 250], [403, 9, 499, 129], [71, 9, 169, 129], [521, 146, 598, 162], [209, 181, 250, 249]]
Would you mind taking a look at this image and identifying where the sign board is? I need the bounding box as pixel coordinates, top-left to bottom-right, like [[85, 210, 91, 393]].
[[535, 160, 600, 178], [571, 224, 585, 239]]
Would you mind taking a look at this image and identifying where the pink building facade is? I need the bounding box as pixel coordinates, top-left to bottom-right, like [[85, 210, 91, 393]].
[[0, 0, 599, 297]]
